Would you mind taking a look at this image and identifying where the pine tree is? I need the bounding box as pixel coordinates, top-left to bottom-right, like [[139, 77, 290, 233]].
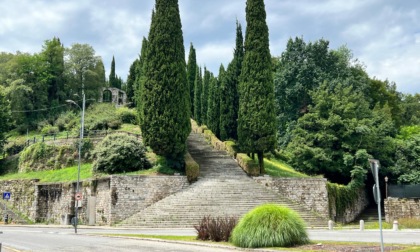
[[238, 0, 276, 174], [141, 0, 191, 166], [187, 43, 197, 116], [201, 67, 210, 126], [220, 21, 244, 141], [193, 67, 203, 125], [109, 56, 117, 88]]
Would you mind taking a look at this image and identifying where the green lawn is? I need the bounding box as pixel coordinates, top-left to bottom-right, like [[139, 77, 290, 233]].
[[264, 158, 308, 178]]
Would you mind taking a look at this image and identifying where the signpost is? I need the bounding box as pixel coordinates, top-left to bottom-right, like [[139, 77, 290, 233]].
[[369, 159, 384, 252], [3, 192, 10, 224]]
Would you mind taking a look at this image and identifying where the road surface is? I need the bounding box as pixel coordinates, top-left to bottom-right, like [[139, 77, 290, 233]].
[[0, 225, 418, 251]]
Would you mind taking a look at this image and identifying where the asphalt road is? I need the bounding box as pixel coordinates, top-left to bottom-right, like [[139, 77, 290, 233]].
[[0, 225, 419, 251]]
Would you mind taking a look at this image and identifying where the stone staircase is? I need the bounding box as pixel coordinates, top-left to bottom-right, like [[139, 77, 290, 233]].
[[118, 132, 326, 228]]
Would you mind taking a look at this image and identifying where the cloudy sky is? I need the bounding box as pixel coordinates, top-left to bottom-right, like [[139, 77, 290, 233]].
[[1, 0, 419, 94]]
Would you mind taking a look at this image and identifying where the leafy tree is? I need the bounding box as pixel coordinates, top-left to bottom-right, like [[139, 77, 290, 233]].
[[141, 0, 191, 168], [65, 43, 104, 101], [0, 86, 11, 154], [93, 133, 150, 174], [238, 0, 276, 174], [193, 67, 203, 125], [367, 78, 402, 127], [220, 21, 244, 141], [201, 67, 210, 126], [187, 43, 197, 116], [400, 93, 420, 126], [286, 82, 395, 183], [390, 134, 420, 185]]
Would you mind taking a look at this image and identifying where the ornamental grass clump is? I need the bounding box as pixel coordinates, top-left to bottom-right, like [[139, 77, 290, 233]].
[[230, 204, 309, 248]]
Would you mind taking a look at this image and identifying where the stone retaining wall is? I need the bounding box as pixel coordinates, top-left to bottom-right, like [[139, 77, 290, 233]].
[[0, 175, 189, 225], [254, 177, 329, 218], [385, 197, 420, 222]]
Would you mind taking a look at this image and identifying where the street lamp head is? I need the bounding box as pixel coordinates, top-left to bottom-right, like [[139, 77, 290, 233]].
[[385, 176, 388, 182], [66, 99, 81, 109]]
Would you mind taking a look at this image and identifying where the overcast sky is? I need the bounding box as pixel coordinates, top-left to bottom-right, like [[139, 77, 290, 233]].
[[1, 0, 419, 94]]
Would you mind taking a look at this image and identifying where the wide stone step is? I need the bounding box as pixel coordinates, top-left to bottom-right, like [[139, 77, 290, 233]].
[[117, 131, 327, 228]]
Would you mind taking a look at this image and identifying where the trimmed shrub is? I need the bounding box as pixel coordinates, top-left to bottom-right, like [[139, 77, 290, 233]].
[[231, 204, 309, 248], [224, 141, 237, 158], [92, 133, 150, 174], [194, 216, 237, 242], [185, 152, 199, 182], [236, 153, 259, 176]]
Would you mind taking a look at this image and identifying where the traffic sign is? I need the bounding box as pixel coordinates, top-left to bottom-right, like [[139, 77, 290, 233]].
[[75, 193, 82, 201], [3, 192, 11, 200]]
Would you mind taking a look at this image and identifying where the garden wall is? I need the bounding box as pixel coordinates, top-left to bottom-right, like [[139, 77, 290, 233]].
[[385, 197, 420, 222]]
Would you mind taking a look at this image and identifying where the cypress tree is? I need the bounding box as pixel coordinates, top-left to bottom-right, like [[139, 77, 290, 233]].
[[201, 67, 210, 126], [193, 67, 203, 125], [207, 73, 216, 133], [238, 0, 276, 174], [220, 21, 244, 141], [187, 43, 197, 116], [136, 37, 149, 126], [126, 59, 138, 107], [109, 56, 117, 88], [141, 0, 191, 166]]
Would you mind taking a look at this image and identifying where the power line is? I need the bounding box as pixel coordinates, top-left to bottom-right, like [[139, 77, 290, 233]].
[[11, 104, 70, 113]]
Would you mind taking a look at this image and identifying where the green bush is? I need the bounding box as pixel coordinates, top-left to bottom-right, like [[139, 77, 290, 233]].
[[194, 216, 237, 242], [185, 152, 199, 182], [73, 138, 94, 160], [116, 107, 138, 124], [40, 125, 59, 135], [231, 204, 309, 248], [55, 111, 78, 131], [18, 143, 76, 172], [84, 103, 122, 131], [92, 133, 150, 174]]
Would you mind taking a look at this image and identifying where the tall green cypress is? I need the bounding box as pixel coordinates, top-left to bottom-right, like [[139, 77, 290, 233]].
[[136, 37, 149, 126], [126, 59, 138, 107], [201, 67, 210, 126], [109, 56, 117, 88], [220, 21, 244, 141], [187, 43, 197, 116], [238, 0, 276, 174], [141, 0, 191, 166], [193, 67, 203, 125]]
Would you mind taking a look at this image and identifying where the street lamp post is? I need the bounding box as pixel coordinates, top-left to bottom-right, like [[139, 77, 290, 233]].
[[66, 91, 85, 234], [369, 159, 384, 252]]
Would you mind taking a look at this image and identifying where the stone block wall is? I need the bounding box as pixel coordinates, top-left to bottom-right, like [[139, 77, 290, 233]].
[[385, 197, 420, 222], [36, 183, 74, 223], [254, 177, 329, 218], [108, 175, 189, 224], [336, 188, 370, 223], [0, 179, 38, 222], [0, 175, 189, 225]]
